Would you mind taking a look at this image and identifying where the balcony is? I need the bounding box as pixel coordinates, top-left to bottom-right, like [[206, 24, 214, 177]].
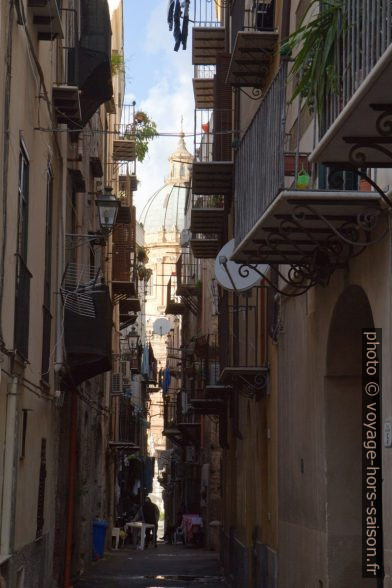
[[119, 297, 141, 315], [190, 194, 226, 234], [119, 173, 138, 194], [192, 0, 225, 65], [311, 1, 392, 167], [231, 65, 388, 286], [28, 0, 63, 40], [193, 106, 233, 196], [53, 8, 81, 126], [193, 161, 233, 196], [227, 0, 278, 89], [176, 250, 199, 295], [113, 136, 137, 162], [218, 287, 268, 398], [116, 203, 132, 224], [109, 396, 140, 451], [190, 233, 221, 258], [193, 65, 215, 109], [176, 251, 200, 315], [112, 216, 137, 304], [112, 281, 136, 304], [165, 276, 185, 315], [163, 393, 201, 446], [193, 27, 226, 65]]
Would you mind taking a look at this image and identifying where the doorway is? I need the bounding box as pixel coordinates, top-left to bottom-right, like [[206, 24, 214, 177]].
[[325, 285, 378, 586]]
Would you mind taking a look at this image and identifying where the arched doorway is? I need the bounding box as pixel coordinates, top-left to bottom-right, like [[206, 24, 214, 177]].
[[325, 285, 378, 586]]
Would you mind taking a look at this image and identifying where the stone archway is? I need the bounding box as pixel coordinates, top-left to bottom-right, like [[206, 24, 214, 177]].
[[325, 285, 377, 587]]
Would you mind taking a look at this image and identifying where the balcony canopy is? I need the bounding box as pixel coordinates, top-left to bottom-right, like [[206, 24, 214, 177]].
[[232, 189, 387, 286], [79, 0, 113, 126], [64, 285, 112, 386]]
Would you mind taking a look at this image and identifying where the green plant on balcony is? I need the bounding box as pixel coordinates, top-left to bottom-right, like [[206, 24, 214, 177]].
[[137, 246, 149, 264], [111, 52, 125, 77], [281, 0, 345, 120], [133, 111, 158, 162]]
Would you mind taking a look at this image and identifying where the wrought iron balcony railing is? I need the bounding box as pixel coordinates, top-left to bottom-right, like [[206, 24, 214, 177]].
[[193, 65, 216, 109], [190, 194, 226, 235], [234, 63, 286, 248], [193, 0, 224, 27], [324, 0, 392, 132], [231, 0, 275, 44], [176, 250, 200, 295], [165, 276, 185, 315], [53, 7, 81, 125], [228, 0, 278, 89], [194, 107, 234, 163], [190, 232, 221, 259], [218, 287, 268, 396]]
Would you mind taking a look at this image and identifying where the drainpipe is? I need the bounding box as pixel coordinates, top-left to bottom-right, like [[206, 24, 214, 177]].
[[0, 376, 18, 557], [63, 388, 77, 588], [64, 150, 85, 587], [54, 125, 67, 385], [0, 0, 14, 343]]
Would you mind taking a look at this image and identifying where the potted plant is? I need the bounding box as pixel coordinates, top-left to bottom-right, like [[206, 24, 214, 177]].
[[133, 111, 158, 162], [281, 0, 345, 121], [137, 246, 149, 264]]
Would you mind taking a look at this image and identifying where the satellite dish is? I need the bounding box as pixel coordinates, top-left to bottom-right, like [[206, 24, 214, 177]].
[[214, 239, 268, 292], [153, 317, 171, 337]]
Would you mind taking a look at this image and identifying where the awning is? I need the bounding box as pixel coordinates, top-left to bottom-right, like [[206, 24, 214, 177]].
[[64, 285, 113, 386], [78, 0, 113, 126]]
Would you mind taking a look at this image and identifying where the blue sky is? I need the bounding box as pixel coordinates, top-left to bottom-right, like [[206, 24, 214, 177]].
[[122, 0, 194, 213]]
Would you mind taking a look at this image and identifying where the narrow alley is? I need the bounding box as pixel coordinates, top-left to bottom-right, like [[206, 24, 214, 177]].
[[74, 543, 227, 588]]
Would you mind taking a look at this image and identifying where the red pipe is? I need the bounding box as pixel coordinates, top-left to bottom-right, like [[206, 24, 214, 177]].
[[64, 388, 78, 588]]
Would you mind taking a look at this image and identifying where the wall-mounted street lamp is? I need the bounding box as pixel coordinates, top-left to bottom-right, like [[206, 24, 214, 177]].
[[96, 186, 120, 233], [127, 326, 140, 354]]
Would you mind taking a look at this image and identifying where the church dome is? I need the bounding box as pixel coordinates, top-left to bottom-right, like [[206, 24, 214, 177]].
[[138, 133, 192, 235]]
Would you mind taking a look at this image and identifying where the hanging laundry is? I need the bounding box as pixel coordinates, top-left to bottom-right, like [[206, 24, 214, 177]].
[[167, 0, 175, 31], [142, 344, 149, 378], [162, 366, 171, 395], [173, 0, 182, 51], [181, 0, 190, 50]]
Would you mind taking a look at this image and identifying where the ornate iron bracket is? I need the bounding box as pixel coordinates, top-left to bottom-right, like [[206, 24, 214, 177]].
[[341, 104, 392, 175], [234, 172, 389, 294], [220, 367, 268, 398], [238, 87, 263, 101]]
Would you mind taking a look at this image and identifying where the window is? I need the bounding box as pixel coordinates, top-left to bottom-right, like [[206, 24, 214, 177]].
[[14, 144, 32, 359], [17, 146, 29, 262], [41, 167, 53, 383]]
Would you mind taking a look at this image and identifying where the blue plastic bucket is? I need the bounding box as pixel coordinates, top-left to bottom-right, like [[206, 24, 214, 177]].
[[92, 519, 108, 559]]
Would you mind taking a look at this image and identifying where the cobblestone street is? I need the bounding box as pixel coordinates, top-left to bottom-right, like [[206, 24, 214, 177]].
[[74, 542, 228, 588]]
